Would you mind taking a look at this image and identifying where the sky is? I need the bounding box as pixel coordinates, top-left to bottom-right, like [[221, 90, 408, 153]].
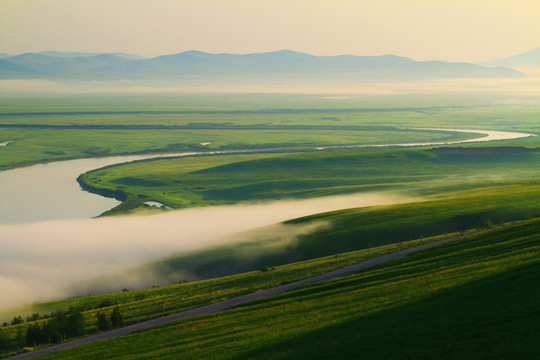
[[1, 0, 539, 62]]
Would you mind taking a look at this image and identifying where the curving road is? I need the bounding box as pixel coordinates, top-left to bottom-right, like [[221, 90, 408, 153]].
[[10, 230, 488, 359]]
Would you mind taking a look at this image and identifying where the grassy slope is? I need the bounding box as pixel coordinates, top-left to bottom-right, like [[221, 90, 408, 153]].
[[135, 181, 540, 282], [10, 173, 540, 327], [39, 217, 540, 359], [0, 232, 453, 352]]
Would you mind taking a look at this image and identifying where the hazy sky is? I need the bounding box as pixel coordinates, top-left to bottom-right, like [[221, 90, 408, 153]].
[[1, 0, 539, 62]]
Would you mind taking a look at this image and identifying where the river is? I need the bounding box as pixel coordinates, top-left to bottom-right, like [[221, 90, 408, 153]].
[[0, 128, 533, 224]]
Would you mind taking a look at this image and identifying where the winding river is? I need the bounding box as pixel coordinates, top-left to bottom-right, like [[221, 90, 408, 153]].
[[0, 128, 533, 225], [0, 127, 534, 308]]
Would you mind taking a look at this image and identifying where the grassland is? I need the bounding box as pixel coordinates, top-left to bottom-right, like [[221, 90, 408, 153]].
[[17, 96, 540, 287], [78, 144, 540, 211], [2, 92, 538, 114], [28, 216, 540, 359], [0, 126, 477, 171], [0, 231, 457, 355], [70, 139, 540, 291], [1, 92, 540, 171]]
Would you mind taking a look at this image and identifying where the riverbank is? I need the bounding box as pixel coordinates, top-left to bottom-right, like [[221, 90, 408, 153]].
[[0, 126, 502, 173], [1, 127, 533, 224]]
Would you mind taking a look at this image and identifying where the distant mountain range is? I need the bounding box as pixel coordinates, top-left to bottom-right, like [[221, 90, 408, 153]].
[[482, 47, 540, 68], [0, 50, 528, 80]]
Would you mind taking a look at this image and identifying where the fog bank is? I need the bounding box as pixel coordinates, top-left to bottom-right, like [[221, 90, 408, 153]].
[[0, 192, 412, 309], [2, 76, 540, 95], [71, 220, 332, 295]]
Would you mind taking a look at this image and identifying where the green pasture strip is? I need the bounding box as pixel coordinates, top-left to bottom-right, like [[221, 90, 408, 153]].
[[0, 230, 462, 352], [0, 96, 538, 134], [0, 91, 537, 115], [0, 126, 478, 171], [37, 217, 540, 359], [79, 145, 540, 211]]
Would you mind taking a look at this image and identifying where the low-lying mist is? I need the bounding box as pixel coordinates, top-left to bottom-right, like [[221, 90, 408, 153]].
[[0, 192, 412, 310], [2, 76, 540, 95], [70, 220, 332, 296]]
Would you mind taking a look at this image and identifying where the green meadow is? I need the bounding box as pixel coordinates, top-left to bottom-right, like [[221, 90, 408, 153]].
[[0, 126, 477, 171], [78, 145, 540, 212], [1, 93, 540, 171]]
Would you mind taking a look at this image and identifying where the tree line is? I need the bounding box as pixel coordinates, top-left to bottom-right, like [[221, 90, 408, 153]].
[[0, 306, 123, 356]]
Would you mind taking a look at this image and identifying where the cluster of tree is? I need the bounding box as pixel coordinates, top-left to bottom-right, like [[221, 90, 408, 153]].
[[25, 307, 86, 347], [9, 316, 23, 326], [96, 306, 123, 331], [0, 306, 124, 354]]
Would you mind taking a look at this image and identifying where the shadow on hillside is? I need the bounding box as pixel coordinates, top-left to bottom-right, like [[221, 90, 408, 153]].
[[235, 261, 540, 360]]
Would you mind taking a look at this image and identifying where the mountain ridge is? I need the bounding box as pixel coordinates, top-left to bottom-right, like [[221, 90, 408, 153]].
[[482, 47, 540, 68], [0, 49, 525, 80]]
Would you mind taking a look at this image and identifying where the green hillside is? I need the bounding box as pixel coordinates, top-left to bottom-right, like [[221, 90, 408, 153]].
[[137, 181, 540, 282], [0, 232, 453, 357], [35, 217, 540, 359]]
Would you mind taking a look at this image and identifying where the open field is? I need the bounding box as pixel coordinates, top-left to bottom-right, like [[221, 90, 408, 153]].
[[0, 127, 477, 171], [3, 1, 540, 357], [15, 215, 540, 359], [2, 92, 539, 114], [1, 93, 540, 170], [78, 144, 540, 211]]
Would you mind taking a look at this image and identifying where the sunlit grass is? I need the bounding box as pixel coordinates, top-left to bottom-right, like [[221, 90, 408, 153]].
[[34, 217, 540, 359], [0, 230, 459, 350]]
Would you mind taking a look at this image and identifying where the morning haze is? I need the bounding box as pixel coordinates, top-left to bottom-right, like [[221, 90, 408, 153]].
[[1, 0, 539, 62], [1, 1, 540, 359]]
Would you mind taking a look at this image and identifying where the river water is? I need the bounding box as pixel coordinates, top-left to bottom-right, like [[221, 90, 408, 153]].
[[0, 152, 203, 224], [0, 128, 533, 225]]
